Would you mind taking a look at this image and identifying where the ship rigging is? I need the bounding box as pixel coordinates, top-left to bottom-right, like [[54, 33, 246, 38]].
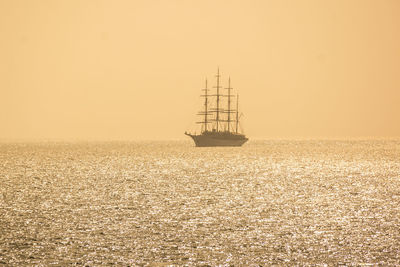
[[185, 69, 248, 147]]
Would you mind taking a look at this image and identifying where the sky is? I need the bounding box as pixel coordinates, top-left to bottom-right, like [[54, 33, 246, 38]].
[[1, 0, 399, 140]]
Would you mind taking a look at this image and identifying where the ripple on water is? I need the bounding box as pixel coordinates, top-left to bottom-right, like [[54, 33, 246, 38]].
[[0, 140, 399, 265]]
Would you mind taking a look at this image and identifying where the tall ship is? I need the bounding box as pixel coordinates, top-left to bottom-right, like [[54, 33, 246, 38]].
[[185, 69, 248, 147]]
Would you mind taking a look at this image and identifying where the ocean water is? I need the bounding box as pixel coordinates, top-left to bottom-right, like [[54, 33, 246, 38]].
[[0, 140, 399, 266]]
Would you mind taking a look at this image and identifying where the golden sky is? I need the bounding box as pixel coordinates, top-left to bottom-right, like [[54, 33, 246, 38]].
[[1, 0, 399, 140]]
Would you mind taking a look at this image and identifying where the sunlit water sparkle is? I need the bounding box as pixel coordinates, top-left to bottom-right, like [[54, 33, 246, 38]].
[[1, 140, 399, 265]]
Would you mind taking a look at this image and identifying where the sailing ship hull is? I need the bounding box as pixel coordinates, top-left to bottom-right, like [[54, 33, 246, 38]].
[[186, 133, 248, 147]]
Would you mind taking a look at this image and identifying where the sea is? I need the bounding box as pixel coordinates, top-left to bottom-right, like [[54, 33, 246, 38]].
[[0, 140, 399, 266]]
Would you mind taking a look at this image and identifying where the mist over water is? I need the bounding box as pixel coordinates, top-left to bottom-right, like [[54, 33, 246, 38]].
[[1, 140, 399, 265]]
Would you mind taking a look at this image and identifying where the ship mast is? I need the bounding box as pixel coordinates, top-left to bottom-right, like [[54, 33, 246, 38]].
[[214, 68, 221, 132], [203, 79, 208, 132], [197, 78, 210, 132], [225, 77, 233, 132], [236, 93, 239, 133]]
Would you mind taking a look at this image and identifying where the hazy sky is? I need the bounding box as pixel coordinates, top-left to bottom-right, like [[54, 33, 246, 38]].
[[1, 0, 399, 140]]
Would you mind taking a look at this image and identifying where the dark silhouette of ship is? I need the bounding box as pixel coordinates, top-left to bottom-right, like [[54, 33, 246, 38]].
[[185, 69, 248, 147]]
